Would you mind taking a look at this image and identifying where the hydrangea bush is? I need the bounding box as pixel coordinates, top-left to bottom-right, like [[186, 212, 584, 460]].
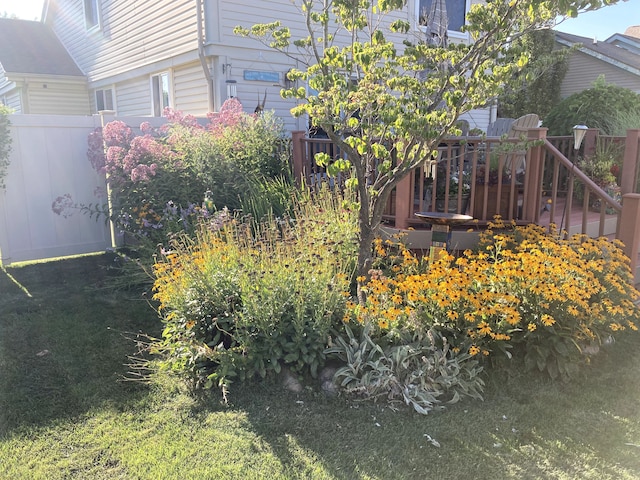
[[52, 99, 291, 254]]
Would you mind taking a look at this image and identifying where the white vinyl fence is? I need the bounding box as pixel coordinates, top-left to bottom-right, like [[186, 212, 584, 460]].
[[0, 114, 166, 266]]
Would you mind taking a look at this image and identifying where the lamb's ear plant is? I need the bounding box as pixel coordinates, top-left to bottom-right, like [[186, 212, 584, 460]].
[[327, 324, 485, 415], [0, 105, 13, 190]]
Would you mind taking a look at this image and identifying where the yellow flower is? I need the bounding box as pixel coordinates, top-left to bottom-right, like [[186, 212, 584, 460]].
[[447, 310, 459, 320], [469, 345, 480, 356], [527, 323, 537, 332], [541, 314, 556, 327], [477, 321, 492, 335]]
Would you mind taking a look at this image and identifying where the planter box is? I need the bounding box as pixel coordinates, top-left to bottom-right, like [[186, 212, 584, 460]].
[[473, 184, 518, 219]]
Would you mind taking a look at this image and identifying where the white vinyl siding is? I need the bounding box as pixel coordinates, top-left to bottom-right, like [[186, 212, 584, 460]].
[[218, 0, 412, 51], [49, 0, 198, 83], [173, 62, 210, 116], [4, 92, 22, 113], [24, 81, 90, 115], [114, 80, 151, 116]]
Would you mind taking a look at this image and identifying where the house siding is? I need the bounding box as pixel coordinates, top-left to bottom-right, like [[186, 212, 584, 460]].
[[4, 92, 22, 113], [114, 79, 152, 116], [560, 48, 640, 97], [44, 0, 490, 131], [173, 62, 210, 116], [24, 81, 90, 115], [47, 0, 199, 83]]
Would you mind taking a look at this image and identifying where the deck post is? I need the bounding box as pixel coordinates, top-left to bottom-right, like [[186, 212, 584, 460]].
[[620, 129, 640, 196], [522, 128, 547, 222], [394, 170, 413, 230], [291, 131, 306, 186], [583, 128, 599, 158], [618, 193, 640, 281]]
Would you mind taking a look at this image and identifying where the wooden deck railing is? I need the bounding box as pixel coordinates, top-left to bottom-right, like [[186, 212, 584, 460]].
[[291, 129, 640, 279]]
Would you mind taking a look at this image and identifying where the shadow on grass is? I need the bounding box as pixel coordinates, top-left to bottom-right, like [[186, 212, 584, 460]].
[[226, 333, 640, 480], [0, 254, 160, 436]]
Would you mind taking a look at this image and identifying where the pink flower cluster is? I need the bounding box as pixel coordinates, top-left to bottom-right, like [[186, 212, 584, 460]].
[[206, 98, 248, 136], [88, 120, 177, 183]]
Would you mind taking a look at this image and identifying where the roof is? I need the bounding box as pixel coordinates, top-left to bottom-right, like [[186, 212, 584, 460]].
[[555, 30, 640, 74], [0, 18, 84, 77]]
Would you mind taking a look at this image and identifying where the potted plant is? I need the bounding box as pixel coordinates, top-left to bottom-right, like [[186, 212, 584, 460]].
[[575, 140, 623, 213]]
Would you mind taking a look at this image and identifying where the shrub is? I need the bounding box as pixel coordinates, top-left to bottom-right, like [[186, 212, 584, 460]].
[[151, 187, 359, 395], [0, 104, 12, 189], [53, 100, 293, 256], [543, 78, 640, 135], [345, 219, 639, 381]]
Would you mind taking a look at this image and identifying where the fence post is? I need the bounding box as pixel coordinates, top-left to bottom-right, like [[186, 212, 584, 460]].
[[291, 130, 305, 186], [522, 127, 547, 222], [620, 129, 640, 196], [618, 193, 640, 283]]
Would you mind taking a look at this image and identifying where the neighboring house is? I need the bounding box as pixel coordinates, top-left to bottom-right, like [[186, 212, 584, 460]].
[[6, 0, 490, 131], [0, 18, 90, 114], [555, 27, 640, 98]]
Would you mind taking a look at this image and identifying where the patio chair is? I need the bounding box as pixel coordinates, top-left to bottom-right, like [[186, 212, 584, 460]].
[[486, 117, 514, 137], [504, 113, 540, 176]]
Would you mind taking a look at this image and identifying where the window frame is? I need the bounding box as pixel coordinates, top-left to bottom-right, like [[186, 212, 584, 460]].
[[95, 88, 115, 112], [151, 72, 171, 117], [415, 0, 470, 42], [83, 0, 101, 31]]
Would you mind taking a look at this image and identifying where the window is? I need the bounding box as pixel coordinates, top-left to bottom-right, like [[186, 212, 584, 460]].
[[83, 0, 100, 30], [151, 72, 171, 116], [95, 88, 114, 112], [418, 0, 467, 33]]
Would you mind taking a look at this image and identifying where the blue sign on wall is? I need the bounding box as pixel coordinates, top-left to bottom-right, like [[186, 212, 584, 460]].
[[243, 70, 280, 83]]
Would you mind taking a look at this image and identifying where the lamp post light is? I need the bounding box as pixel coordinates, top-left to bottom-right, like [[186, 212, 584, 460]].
[[573, 124, 588, 150]]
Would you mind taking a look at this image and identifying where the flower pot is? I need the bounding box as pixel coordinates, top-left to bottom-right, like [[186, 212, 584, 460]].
[[435, 195, 469, 214], [473, 184, 518, 219]]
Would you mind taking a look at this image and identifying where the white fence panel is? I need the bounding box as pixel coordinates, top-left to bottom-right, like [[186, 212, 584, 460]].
[[0, 114, 166, 265]]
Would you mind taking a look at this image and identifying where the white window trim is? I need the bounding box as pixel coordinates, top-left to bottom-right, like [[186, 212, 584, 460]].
[[83, 0, 101, 32], [414, 0, 471, 42], [150, 71, 172, 117], [95, 87, 115, 113]]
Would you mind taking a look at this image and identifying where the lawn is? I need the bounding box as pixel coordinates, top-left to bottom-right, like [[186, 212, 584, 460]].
[[1, 254, 640, 479]]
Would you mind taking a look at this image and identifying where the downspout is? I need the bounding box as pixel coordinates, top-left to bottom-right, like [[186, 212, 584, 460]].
[[196, 0, 215, 112]]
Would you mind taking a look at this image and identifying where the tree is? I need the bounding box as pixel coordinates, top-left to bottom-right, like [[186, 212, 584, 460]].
[[235, 0, 622, 287], [497, 29, 570, 119]]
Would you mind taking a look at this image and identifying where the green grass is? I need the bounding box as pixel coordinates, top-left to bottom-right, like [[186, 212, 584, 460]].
[[1, 255, 640, 479]]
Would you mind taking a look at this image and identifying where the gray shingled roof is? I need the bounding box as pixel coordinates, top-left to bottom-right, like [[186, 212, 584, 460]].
[[0, 18, 84, 77], [555, 30, 640, 73]]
